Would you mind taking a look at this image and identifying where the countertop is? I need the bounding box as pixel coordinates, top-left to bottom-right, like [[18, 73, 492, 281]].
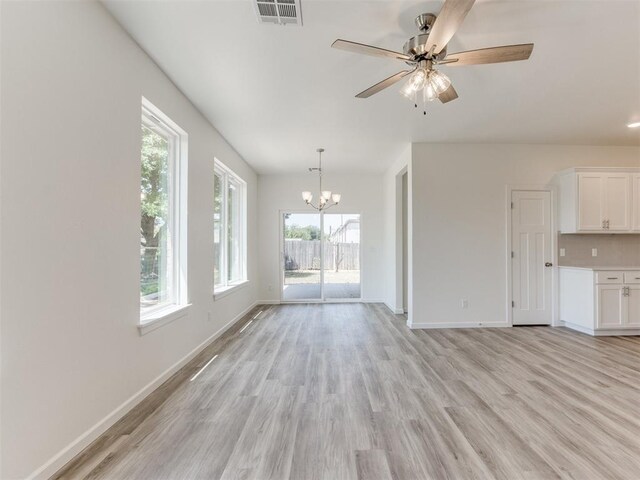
[[558, 266, 640, 271]]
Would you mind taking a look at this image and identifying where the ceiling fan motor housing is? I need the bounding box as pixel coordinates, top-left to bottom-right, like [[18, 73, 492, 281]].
[[403, 13, 447, 60]]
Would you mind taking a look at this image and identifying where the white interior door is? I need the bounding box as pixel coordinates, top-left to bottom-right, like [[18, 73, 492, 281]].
[[511, 190, 552, 325]]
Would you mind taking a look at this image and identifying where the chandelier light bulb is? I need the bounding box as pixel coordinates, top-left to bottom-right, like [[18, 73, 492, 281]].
[[400, 80, 417, 100], [322, 190, 332, 200], [409, 68, 428, 91], [423, 82, 439, 102], [429, 69, 451, 95], [332, 193, 341, 204], [302, 191, 312, 202]]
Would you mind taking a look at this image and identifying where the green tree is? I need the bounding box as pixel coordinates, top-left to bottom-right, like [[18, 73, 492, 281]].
[[140, 125, 169, 296], [285, 224, 321, 240]]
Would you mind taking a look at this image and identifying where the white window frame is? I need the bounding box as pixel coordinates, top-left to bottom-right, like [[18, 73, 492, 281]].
[[139, 97, 189, 332], [214, 159, 247, 298]]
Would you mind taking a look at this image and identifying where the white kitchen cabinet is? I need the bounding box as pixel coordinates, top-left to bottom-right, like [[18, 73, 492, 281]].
[[604, 174, 632, 231], [633, 174, 640, 232], [577, 173, 604, 231], [596, 284, 624, 328], [626, 285, 640, 328], [559, 267, 640, 335], [556, 168, 637, 233]]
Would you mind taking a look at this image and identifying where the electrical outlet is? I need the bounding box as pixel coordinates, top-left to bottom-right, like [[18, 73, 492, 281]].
[[461, 299, 469, 309], [592, 248, 598, 257], [560, 248, 566, 257], [268, 285, 273, 292], [207, 312, 212, 322]]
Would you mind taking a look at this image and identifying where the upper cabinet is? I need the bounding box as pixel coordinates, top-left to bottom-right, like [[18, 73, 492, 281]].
[[556, 168, 639, 233], [633, 174, 640, 231]]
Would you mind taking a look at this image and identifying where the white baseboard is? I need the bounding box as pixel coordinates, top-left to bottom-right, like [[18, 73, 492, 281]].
[[408, 321, 509, 330], [383, 302, 404, 314], [561, 320, 640, 336], [28, 301, 258, 480], [258, 299, 385, 305], [559, 321, 593, 335]]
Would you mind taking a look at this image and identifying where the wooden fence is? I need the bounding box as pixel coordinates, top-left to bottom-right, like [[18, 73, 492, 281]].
[[284, 240, 359, 271]]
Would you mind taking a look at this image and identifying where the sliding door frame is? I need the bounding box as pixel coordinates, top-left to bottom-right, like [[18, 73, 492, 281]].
[[279, 210, 362, 303]]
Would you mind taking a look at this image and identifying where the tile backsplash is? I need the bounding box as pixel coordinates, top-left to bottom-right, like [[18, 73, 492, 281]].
[[558, 234, 640, 267]]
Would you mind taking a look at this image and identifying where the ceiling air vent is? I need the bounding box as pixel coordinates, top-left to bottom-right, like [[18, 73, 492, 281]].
[[254, 0, 302, 26]]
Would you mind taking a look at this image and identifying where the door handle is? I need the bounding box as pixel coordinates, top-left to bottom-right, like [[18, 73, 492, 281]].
[[545, 262, 553, 267]]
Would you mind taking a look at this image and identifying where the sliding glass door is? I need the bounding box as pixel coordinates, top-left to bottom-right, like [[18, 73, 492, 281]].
[[323, 214, 361, 299], [282, 213, 322, 301], [281, 212, 361, 302]]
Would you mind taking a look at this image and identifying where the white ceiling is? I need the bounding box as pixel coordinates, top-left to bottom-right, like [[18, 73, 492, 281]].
[[103, 0, 640, 174]]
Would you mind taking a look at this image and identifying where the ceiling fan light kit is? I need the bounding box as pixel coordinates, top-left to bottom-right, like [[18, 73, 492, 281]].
[[331, 0, 534, 110]]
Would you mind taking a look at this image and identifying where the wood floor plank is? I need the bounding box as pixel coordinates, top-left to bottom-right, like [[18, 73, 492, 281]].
[[52, 304, 640, 480]]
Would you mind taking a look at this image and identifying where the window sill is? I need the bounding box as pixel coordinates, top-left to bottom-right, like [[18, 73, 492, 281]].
[[138, 304, 192, 336], [214, 280, 249, 301]]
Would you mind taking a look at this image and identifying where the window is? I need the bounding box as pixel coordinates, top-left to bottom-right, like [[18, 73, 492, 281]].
[[140, 99, 188, 320], [214, 160, 247, 293]]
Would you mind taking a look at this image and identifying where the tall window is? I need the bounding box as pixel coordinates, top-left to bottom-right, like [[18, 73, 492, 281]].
[[214, 160, 247, 292], [140, 99, 188, 318]]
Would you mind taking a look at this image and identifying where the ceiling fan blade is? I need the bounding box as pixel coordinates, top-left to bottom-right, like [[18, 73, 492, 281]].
[[332, 39, 411, 62], [424, 0, 476, 55], [439, 84, 458, 103], [444, 44, 534, 66], [356, 70, 413, 98]]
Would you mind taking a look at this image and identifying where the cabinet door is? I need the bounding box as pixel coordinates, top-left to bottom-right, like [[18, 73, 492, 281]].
[[596, 285, 624, 328], [578, 174, 604, 231], [626, 285, 640, 327], [604, 174, 631, 231], [633, 174, 640, 232]]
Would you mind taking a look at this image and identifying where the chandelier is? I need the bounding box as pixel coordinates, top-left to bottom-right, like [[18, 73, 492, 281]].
[[400, 59, 451, 113], [301, 148, 341, 211]]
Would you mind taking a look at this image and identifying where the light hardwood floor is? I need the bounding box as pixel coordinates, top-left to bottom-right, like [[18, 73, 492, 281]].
[[53, 303, 640, 480]]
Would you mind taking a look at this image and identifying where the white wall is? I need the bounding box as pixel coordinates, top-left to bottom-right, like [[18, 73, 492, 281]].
[[0, 2, 258, 478], [258, 174, 385, 303], [382, 147, 411, 313], [409, 143, 640, 328]]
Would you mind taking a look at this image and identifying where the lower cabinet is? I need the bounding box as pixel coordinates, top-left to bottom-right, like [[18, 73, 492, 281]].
[[627, 285, 640, 328], [596, 284, 625, 328], [560, 267, 640, 335]]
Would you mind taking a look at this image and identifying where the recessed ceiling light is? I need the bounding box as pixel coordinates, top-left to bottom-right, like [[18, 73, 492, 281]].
[[628, 121, 640, 128]]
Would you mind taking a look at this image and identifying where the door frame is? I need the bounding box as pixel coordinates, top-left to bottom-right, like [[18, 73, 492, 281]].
[[505, 185, 558, 327], [279, 209, 363, 303]]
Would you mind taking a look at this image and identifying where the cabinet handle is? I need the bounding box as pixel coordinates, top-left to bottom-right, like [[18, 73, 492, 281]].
[[607, 277, 619, 280]]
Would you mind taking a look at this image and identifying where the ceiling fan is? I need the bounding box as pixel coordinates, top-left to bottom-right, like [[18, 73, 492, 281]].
[[331, 0, 534, 108]]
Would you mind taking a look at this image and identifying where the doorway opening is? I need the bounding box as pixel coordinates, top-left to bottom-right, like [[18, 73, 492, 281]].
[[281, 212, 361, 302], [402, 172, 408, 313]]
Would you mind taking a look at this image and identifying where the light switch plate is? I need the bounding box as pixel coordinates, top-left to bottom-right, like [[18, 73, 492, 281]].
[[592, 248, 598, 257], [560, 248, 566, 257]]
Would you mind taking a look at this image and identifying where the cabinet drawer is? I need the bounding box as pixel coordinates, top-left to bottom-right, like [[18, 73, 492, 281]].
[[595, 271, 624, 284], [623, 272, 640, 284]]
